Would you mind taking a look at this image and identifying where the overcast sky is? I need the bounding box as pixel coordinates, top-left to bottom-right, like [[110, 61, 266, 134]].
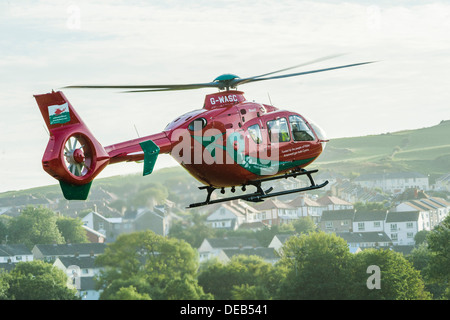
[[1, 0, 449, 193]]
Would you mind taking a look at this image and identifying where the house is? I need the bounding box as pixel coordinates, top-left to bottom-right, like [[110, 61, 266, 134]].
[[268, 234, 294, 253], [82, 225, 106, 243], [315, 171, 346, 191], [331, 180, 389, 204], [32, 243, 106, 262], [288, 195, 325, 223], [0, 244, 33, 269], [354, 172, 429, 194], [205, 200, 260, 230], [336, 232, 392, 252], [319, 209, 355, 233], [82, 206, 173, 240], [316, 195, 354, 211], [198, 237, 262, 263], [396, 197, 450, 229], [205, 202, 246, 230], [385, 211, 428, 246], [254, 198, 296, 225], [434, 173, 450, 191], [352, 210, 388, 233], [53, 256, 102, 300], [82, 211, 118, 240], [134, 205, 172, 236]]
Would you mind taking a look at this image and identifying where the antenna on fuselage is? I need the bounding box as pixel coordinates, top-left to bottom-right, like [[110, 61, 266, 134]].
[[267, 92, 274, 106], [134, 124, 140, 138]]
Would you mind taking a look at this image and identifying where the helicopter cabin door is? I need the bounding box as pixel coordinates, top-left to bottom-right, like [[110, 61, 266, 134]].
[[264, 114, 293, 162]]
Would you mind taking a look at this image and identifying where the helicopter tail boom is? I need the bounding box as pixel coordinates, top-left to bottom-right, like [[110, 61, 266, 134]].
[[35, 90, 171, 200]]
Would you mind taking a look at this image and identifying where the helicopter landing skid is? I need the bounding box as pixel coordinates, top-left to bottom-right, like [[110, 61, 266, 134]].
[[187, 169, 329, 208]]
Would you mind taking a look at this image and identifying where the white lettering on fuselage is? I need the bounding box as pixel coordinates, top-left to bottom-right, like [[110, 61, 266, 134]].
[[210, 94, 238, 105]]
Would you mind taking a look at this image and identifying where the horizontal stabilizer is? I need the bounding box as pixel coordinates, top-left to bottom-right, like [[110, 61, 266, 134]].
[[139, 140, 160, 176]]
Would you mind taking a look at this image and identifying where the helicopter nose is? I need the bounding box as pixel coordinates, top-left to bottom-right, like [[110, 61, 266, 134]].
[[307, 119, 328, 150]]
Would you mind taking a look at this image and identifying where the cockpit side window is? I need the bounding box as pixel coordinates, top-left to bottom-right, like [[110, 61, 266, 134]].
[[188, 117, 207, 131], [247, 124, 263, 144], [267, 118, 290, 143], [289, 115, 315, 141]]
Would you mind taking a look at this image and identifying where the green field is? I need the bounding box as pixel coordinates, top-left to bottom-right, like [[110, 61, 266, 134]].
[[315, 120, 450, 179], [2, 120, 449, 200]]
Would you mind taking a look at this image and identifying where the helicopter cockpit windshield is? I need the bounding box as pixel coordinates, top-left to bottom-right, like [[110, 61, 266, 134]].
[[305, 117, 328, 150]]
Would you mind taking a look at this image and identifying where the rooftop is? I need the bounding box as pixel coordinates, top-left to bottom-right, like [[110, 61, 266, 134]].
[[386, 211, 420, 223]]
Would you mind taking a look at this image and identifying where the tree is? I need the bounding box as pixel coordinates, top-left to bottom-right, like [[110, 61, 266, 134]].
[[106, 286, 151, 300], [56, 216, 88, 244], [96, 230, 210, 300], [292, 217, 317, 234], [169, 212, 215, 248], [1, 260, 78, 300], [347, 248, 431, 300], [0, 218, 8, 244], [0, 271, 9, 300], [276, 232, 352, 299], [198, 255, 282, 300], [425, 215, 450, 298], [414, 230, 430, 246], [7, 206, 64, 249], [408, 243, 444, 298], [132, 183, 168, 207], [354, 201, 388, 212]]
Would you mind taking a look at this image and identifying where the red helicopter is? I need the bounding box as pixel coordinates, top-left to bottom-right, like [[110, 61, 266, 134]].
[[35, 56, 374, 208]]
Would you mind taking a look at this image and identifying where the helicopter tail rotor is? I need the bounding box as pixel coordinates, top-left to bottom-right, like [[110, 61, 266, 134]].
[[34, 91, 110, 200]]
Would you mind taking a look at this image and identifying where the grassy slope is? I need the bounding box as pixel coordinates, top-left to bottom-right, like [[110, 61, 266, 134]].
[[315, 120, 450, 178], [2, 121, 449, 199]]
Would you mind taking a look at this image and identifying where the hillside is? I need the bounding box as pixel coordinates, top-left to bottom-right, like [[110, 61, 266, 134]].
[[315, 120, 450, 180], [1, 120, 449, 209]]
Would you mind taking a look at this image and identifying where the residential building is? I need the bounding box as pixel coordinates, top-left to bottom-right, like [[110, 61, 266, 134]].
[[205, 200, 261, 230], [385, 211, 428, 246], [352, 210, 388, 233], [129, 205, 172, 237], [316, 195, 354, 211], [198, 237, 261, 263], [81, 206, 173, 240], [336, 232, 392, 253], [434, 173, 450, 191], [53, 256, 102, 300], [205, 202, 246, 230], [288, 195, 325, 223], [254, 198, 296, 225], [315, 171, 345, 191], [331, 180, 389, 204], [268, 234, 294, 253], [0, 244, 33, 269], [32, 243, 106, 262], [82, 211, 118, 239], [82, 225, 106, 243], [396, 197, 450, 229], [319, 209, 355, 233], [354, 172, 429, 194]]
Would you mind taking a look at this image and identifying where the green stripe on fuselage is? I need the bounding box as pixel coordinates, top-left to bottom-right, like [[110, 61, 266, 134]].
[[192, 133, 315, 176]]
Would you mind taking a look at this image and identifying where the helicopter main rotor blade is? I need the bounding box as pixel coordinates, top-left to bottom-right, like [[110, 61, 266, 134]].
[[121, 87, 211, 93], [243, 53, 347, 81], [63, 58, 376, 93], [64, 82, 220, 91], [231, 61, 376, 87]]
